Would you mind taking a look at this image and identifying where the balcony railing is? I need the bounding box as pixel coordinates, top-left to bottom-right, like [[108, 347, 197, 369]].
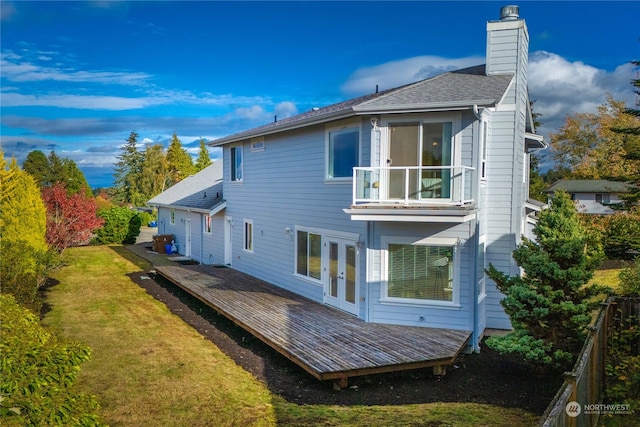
[[353, 166, 475, 206]]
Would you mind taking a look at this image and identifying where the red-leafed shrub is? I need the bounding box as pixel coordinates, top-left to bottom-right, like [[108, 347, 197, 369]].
[[41, 183, 104, 253]]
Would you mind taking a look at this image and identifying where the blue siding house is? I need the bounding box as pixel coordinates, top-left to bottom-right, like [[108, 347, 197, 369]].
[[196, 6, 545, 351]]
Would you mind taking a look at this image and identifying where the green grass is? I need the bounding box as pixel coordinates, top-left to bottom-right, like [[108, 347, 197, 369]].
[[42, 245, 540, 427]]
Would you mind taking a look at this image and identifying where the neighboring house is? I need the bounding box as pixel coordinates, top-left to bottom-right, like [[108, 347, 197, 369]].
[[544, 179, 631, 214], [147, 161, 226, 264], [199, 5, 545, 351]]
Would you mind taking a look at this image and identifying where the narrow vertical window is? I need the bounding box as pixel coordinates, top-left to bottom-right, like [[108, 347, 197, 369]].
[[243, 219, 253, 252], [204, 215, 212, 234], [231, 145, 243, 181], [327, 127, 359, 178], [481, 121, 488, 180], [170, 209, 175, 224], [296, 230, 322, 280]]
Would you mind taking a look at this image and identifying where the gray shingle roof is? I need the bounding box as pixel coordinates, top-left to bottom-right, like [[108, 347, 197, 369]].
[[147, 161, 224, 212], [544, 179, 633, 194], [211, 65, 513, 146]]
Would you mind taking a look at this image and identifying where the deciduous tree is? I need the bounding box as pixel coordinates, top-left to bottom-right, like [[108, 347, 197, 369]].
[[486, 191, 605, 371], [41, 183, 104, 254], [140, 143, 168, 199]]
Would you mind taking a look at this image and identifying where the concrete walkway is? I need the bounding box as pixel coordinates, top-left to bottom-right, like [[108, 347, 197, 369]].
[[126, 226, 182, 267]]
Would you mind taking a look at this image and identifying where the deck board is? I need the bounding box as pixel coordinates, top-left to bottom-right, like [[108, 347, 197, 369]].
[[155, 264, 471, 382]]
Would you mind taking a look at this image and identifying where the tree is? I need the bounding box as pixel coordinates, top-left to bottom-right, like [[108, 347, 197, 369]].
[[549, 97, 640, 180], [195, 138, 212, 172], [0, 152, 53, 312], [46, 150, 68, 186], [113, 131, 145, 206], [486, 191, 605, 371], [140, 143, 168, 199], [22, 150, 49, 187], [165, 133, 195, 186], [93, 206, 141, 245], [62, 158, 92, 197], [41, 183, 104, 254]]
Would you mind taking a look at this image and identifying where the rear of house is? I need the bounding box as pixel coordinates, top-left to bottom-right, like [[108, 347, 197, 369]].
[[207, 5, 544, 351]]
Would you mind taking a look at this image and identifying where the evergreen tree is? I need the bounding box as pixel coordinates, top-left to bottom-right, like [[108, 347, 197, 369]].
[[195, 139, 212, 171], [486, 191, 605, 371], [165, 133, 195, 186], [62, 158, 92, 197], [22, 150, 49, 187], [140, 143, 168, 199], [113, 131, 145, 206], [0, 152, 52, 311], [46, 150, 68, 186]]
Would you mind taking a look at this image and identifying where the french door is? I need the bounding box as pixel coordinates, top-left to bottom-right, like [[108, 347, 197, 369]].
[[324, 238, 358, 315]]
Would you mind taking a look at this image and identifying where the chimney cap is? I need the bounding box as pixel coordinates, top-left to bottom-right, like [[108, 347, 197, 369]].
[[500, 5, 520, 20]]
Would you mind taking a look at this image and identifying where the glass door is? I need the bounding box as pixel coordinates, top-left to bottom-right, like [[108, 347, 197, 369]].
[[388, 123, 419, 200], [325, 239, 358, 315]]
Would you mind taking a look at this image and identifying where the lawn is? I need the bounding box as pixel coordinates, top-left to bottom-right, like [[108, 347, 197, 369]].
[[42, 245, 539, 426]]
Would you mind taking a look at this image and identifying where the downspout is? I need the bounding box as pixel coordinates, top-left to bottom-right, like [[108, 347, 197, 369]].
[[471, 104, 482, 352]]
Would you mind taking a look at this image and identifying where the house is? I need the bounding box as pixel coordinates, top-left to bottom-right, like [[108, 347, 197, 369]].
[[198, 5, 545, 352], [544, 179, 631, 214], [147, 161, 226, 264]]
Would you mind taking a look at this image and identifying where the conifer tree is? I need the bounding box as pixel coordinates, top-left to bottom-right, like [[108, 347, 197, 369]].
[[165, 132, 195, 186], [0, 152, 52, 311], [486, 191, 605, 371], [195, 139, 212, 171], [22, 150, 49, 187], [113, 131, 145, 206]]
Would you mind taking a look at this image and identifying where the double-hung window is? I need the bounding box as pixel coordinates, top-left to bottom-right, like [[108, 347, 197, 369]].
[[231, 145, 243, 182], [296, 230, 322, 281], [383, 237, 458, 304], [327, 125, 359, 179]]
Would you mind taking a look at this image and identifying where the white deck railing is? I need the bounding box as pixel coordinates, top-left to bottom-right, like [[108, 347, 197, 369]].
[[353, 166, 475, 206]]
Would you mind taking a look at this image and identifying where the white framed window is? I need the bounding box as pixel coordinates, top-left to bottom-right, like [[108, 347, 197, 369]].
[[295, 229, 322, 282], [381, 236, 459, 306], [326, 124, 360, 179], [170, 209, 175, 225], [480, 120, 488, 180], [204, 215, 212, 234], [251, 136, 265, 152], [478, 234, 486, 301], [231, 145, 243, 182], [243, 219, 253, 252]]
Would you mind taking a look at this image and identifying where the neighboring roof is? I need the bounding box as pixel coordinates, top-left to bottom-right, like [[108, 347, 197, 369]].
[[211, 65, 514, 146], [544, 179, 633, 194], [147, 161, 225, 214]]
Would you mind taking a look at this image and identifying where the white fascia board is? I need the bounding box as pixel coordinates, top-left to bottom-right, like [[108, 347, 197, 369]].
[[344, 209, 477, 223]]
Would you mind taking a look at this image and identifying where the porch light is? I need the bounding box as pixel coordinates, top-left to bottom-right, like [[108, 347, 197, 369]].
[[284, 227, 293, 238]]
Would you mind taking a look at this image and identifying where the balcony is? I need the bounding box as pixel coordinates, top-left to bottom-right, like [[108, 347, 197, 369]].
[[346, 166, 476, 222]]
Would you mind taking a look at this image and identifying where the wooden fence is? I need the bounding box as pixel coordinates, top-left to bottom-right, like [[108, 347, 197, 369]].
[[540, 296, 640, 427]]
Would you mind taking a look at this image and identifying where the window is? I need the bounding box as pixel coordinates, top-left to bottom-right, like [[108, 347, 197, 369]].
[[327, 126, 359, 179], [170, 209, 175, 224], [231, 145, 243, 181], [251, 136, 265, 152], [296, 230, 322, 280], [243, 219, 253, 252], [383, 237, 457, 303], [480, 120, 488, 179], [204, 215, 212, 234], [477, 235, 486, 300]]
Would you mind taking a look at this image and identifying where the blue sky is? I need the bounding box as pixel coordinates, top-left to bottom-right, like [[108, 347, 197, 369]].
[[1, 1, 638, 188]]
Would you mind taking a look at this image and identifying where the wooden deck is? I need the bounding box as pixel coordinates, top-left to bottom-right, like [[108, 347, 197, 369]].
[[155, 264, 471, 387]]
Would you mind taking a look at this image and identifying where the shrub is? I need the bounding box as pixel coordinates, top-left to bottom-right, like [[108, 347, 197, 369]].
[[619, 258, 640, 296], [0, 294, 104, 426], [93, 207, 141, 244], [137, 210, 154, 227]]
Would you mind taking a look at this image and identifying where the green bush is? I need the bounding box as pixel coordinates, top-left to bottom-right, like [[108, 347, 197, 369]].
[[93, 206, 141, 244], [0, 294, 104, 426], [619, 258, 640, 296], [137, 210, 155, 227]]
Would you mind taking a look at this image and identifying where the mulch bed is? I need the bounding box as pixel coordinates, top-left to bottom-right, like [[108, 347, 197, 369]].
[[129, 270, 561, 414]]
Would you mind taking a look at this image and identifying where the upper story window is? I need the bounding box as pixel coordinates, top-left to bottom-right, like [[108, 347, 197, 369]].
[[231, 145, 243, 182], [327, 125, 360, 179]]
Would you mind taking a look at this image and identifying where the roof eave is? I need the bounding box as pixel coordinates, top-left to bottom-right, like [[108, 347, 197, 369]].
[[353, 100, 499, 114], [146, 201, 226, 215]]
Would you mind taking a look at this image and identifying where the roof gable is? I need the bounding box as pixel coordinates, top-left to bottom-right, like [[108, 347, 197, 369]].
[[147, 161, 224, 212]]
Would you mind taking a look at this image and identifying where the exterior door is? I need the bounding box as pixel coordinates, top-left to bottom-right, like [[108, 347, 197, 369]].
[[184, 219, 191, 257], [325, 238, 358, 315]]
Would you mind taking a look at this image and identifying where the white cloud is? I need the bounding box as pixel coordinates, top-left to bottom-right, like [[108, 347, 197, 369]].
[[341, 55, 485, 95], [275, 101, 298, 119]]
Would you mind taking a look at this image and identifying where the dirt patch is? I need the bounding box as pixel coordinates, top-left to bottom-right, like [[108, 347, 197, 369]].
[[127, 270, 561, 415]]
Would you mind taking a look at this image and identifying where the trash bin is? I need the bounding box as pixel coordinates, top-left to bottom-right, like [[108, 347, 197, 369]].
[[165, 243, 173, 255], [149, 221, 157, 228], [153, 234, 174, 253]]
